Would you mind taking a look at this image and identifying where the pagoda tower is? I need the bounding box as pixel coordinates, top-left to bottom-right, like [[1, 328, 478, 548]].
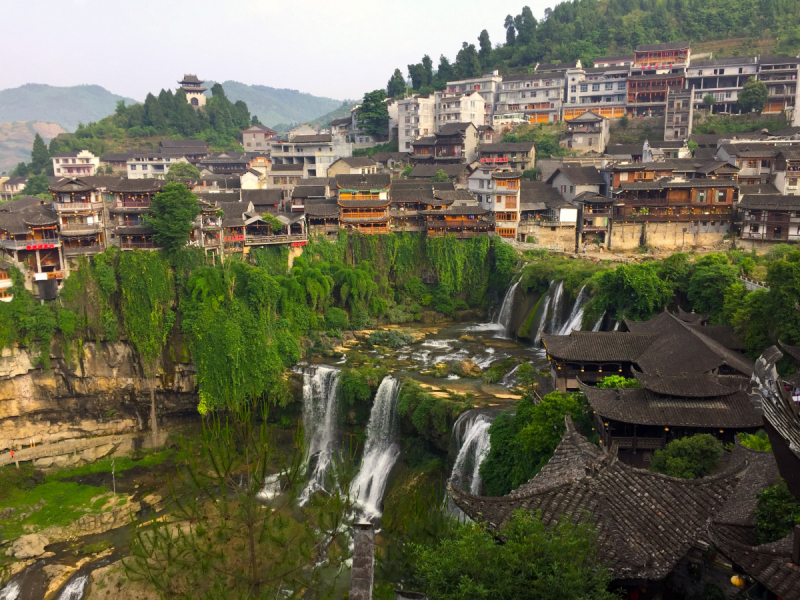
[[178, 74, 207, 108]]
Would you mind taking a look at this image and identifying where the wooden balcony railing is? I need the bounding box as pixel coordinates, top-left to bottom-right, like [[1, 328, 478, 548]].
[[245, 233, 308, 246], [120, 241, 158, 249], [54, 202, 104, 211], [64, 246, 104, 256]]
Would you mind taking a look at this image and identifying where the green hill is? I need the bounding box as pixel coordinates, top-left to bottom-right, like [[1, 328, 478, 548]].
[[214, 81, 344, 129], [0, 84, 138, 132]]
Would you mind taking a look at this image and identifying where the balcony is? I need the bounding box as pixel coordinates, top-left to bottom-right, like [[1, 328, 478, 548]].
[[427, 230, 485, 238], [60, 222, 102, 234], [245, 233, 308, 246], [54, 201, 104, 212], [203, 238, 220, 247], [120, 240, 158, 250], [201, 219, 222, 229], [426, 218, 486, 228], [618, 213, 732, 222], [63, 245, 104, 257], [0, 239, 59, 250]]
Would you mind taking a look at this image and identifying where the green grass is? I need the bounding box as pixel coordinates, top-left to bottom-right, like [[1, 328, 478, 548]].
[[44, 447, 177, 483], [0, 479, 124, 541]]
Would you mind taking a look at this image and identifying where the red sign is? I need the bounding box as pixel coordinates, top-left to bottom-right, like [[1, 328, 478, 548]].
[[25, 244, 56, 250]]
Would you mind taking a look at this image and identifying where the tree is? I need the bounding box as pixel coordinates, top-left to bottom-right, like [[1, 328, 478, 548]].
[[412, 510, 616, 600], [430, 169, 451, 183], [455, 43, 483, 79], [590, 262, 674, 321], [504, 14, 517, 45], [401, 164, 414, 177], [387, 68, 407, 98], [650, 434, 724, 479], [754, 479, 800, 543], [29, 133, 50, 175], [118, 251, 174, 441], [21, 174, 49, 196], [146, 183, 201, 255], [10, 162, 28, 177], [478, 29, 492, 67], [702, 94, 717, 111], [596, 375, 641, 388], [165, 161, 201, 181], [687, 254, 738, 323], [739, 76, 768, 113], [358, 90, 390, 137], [125, 402, 354, 597]]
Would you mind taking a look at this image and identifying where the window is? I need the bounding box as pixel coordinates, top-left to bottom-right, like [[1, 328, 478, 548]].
[[605, 83, 613, 90], [580, 84, 588, 92], [762, 159, 771, 168], [570, 85, 577, 93], [726, 91, 732, 98], [696, 190, 708, 202], [747, 160, 758, 168], [592, 84, 600, 91], [570, 97, 576, 104], [142, 165, 148, 170], [789, 178, 798, 189], [620, 172, 629, 181], [130, 165, 136, 170], [569, 185, 575, 193], [715, 190, 727, 202], [617, 82, 626, 90], [739, 68, 743, 74]]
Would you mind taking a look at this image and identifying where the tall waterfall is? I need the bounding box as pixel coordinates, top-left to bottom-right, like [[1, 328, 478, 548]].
[[591, 312, 606, 332], [493, 280, 520, 335], [557, 286, 589, 335], [299, 365, 341, 503], [546, 280, 565, 335], [532, 281, 554, 347], [449, 411, 493, 495], [56, 576, 89, 600], [352, 376, 402, 519]]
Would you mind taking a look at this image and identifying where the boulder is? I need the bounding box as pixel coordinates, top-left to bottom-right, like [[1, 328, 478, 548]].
[[456, 358, 482, 378], [7, 533, 49, 559]]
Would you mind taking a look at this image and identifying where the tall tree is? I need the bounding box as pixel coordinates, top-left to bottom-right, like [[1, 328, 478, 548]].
[[118, 251, 174, 441], [387, 68, 407, 97], [422, 55, 434, 85], [739, 76, 769, 113], [504, 14, 517, 45], [357, 90, 390, 137], [29, 133, 50, 175], [434, 55, 455, 89], [456, 43, 483, 78], [478, 29, 492, 68], [146, 182, 201, 254], [21, 174, 49, 196], [165, 162, 201, 181]]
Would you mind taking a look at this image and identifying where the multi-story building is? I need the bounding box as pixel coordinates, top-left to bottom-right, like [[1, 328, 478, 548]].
[[628, 42, 690, 116], [327, 157, 378, 177], [592, 55, 634, 68], [574, 191, 614, 247], [241, 124, 278, 151], [336, 174, 391, 234], [49, 178, 107, 260], [664, 90, 695, 141], [269, 134, 352, 178], [108, 179, 167, 250], [1, 177, 27, 202], [52, 150, 99, 178], [496, 72, 565, 123], [178, 74, 207, 108], [198, 152, 254, 175], [774, 148, 800, 194], [560, 112, 610, 153], [434, 91, 485, 131], [546, 165, 606, 203], [411, 122, 480, 165], [127, 153, 191, 180], [564, 66, 629, 119], [477, 142, 536, 172], [469, 165, 521, 239], [159, 139, 209, 163], [758, 56, 799, 116], [634, 42, 691, 73], [685, 57, 759, 113], [739, 193, 800, 242], [443, 72, 503, 123], [0, 196, 63, 288], [398, 95, 435, 152]]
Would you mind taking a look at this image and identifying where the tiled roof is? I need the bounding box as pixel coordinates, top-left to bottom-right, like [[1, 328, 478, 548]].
[[607, 144, 642, 156], [546, 165, 605, 185], [370, 152, 412, 164], [411, 136, 437, 146], [197, 192, 240, 204], [676, 306, 709, 324], [305, 199, 339, 217], [335, 173, 391, 190], [437, 122, 474, 136], [241, 189, 282, 205], [108, 179, 167, 193], [391, 187, 434, 203], [686, 324, 745, 351], [566, 111, 605, 122], [736, 183, 780, 196], [290, 134, 332, 143], [291, 185, 326, 199], [328, 117, 351, 126], [337, 157, 377, 168], [541, 331, 658, 361], [633, 369, 742, 397], [740, 194, 800, 210], [714, 443, 781, 529], [450, 416, 747, 581], [49, 178, 94, 193], [433, 189, 474, 204], [297, 177, 334, 186], [477, 142, 536, 153], [635, 41, 690, 52], [520, 180, 569, 209]]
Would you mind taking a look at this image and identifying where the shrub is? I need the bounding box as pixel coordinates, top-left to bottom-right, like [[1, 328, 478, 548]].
[[650, 434, 723, 479], [738, 430, 771, 451], [755, 479, 800, 543], [325, 307, 349, 331], [596, 375, 641, 389], [367, 330, 414, 348]]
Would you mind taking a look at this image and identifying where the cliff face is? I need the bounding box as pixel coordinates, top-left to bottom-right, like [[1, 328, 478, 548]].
[[0, 341, 198, 452]]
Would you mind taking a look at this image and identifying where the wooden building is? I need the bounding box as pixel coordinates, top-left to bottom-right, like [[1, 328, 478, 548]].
[[613, 178, 736, 225], [739, 193, 800, 242], [0, 196, 63, 285], [49, 178, 106, 259], [108, 179, 166, 250], [336, 174, 391, 234]]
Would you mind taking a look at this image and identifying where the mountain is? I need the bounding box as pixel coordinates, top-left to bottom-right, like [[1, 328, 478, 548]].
[[0, 84, 138, 132], [215, 81, 344, 128], [0, 121, 66, 174]]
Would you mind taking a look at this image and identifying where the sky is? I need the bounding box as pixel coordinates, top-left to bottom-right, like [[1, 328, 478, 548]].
[[0, 0, 553, 102]]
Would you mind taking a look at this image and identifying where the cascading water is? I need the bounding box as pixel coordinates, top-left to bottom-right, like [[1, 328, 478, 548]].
[[0, 581, 20, 600], [557, 286, 589, 335], [592, 312, 606, 332], [299, 365, 341, 503], [352, 376, 402, 519], [546, 280, 565, 335], [493, 280, 520, 334], [56, 576, 89, 600], [531, 282, 554, 347], [449, 411, 493, 495]]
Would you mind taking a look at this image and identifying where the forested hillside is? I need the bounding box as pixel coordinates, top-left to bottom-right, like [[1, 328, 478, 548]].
[[402, 0, 800, 91], [0, 84, 138, 132]]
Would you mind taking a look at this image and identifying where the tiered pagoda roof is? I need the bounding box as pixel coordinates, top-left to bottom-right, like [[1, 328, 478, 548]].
[[449, 416, 747, 581]]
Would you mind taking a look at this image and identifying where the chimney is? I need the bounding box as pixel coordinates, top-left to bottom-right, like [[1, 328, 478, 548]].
[[793, 524, 800, 565], [350, 521, 375, 600]]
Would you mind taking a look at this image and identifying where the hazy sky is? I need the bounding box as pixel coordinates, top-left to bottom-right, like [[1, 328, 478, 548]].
[[0, 0, 552, 101]]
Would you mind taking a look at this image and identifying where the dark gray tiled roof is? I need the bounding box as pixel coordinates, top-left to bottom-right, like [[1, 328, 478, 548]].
[[635, 41, 690, 52], [335, 173, 391, 190]]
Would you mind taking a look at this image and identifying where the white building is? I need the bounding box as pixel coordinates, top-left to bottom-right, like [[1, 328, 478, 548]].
[[565, 66, 629, 120], [468, 165, 522, 238], [52, 150, 99, 178], [443, 72, 503, 123], [434, 91, 485, 132], [398, 95, 436, 151], [269, 134, 353, 178], [497, 72, 565, 124], [126, 153, 189, 180]]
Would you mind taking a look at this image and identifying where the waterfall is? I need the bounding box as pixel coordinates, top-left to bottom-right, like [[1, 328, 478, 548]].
[[352, 376, 402, 519], [557, 286, 589, 335], [56, 576, 89, 600], [0, 581, 20, 600], [613, 321, 620, 331], [591, 311, 606, 332], [546, 280, 565, 335], [299, 365, 341, 503], [449, 411, 493, 495], [493, 281, 520, 333], [532, 282, 554, 347]]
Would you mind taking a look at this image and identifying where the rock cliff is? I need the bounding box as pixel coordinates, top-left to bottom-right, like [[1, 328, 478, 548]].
[[0, 340, 198, 452]]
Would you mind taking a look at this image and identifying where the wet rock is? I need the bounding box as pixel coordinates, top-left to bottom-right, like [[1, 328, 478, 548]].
[[459, 335, 477, 343], [6, 533, 49, 559], [456, 359, 482, 378]]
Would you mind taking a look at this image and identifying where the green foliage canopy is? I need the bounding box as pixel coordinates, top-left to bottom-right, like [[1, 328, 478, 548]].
[[650, 434, 723, 479], [739, 77, 769, 113], [754, 479, 800, 544], [358, 90, 390, 138], [146, 183, 201, 255]]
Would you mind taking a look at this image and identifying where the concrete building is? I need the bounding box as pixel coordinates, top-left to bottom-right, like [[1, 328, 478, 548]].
[[52, 150, 99, 178], [0, 177, 27, 202], [565, 66, 629, 119], [546, 165, 606, 203], [241, 124, 278, 151], [434, 91, 485, 131], [269, 134, 353, 178], [127, 153, 190, 180], [685, 57, 759, 113], [497, 72, 565, 124], [398, 95, 435, 152], [664, 89, 695, 141], [561, 112, 610, 153], [287, 124, 318, 139], [469, 165, 521, 239], [758, 56, 799, 117], [443, 72, 503, 123], [477, 142, 536, 172], [327, 157, 378, 177], [178, 74, 207, 108]]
